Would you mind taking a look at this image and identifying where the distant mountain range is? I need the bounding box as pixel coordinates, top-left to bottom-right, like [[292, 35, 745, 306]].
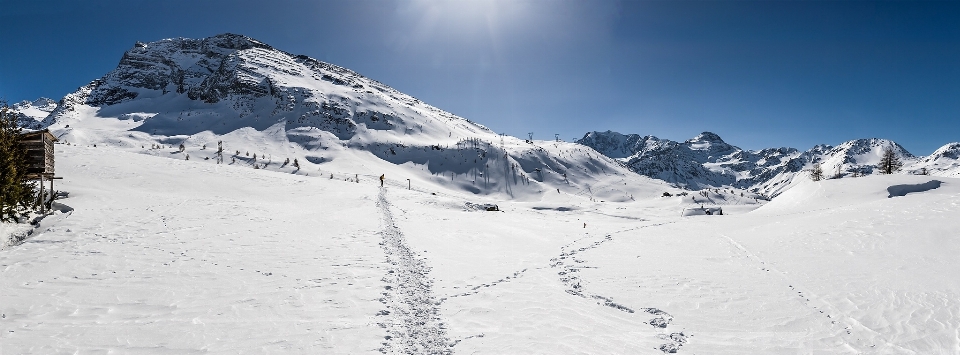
[[577, 130, 959, 196], [10, 97, 56, 129], [10, 33, 958, 198]]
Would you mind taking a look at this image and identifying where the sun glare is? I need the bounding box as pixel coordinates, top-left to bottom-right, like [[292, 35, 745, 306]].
[[401, 0, 533, 41]]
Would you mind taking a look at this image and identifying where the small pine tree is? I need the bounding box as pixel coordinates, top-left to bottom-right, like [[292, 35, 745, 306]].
[[877, 147, 903, 174], [810, 163, 823, 181], [293, 158, 299, 168], [0, 103, 36, 221]]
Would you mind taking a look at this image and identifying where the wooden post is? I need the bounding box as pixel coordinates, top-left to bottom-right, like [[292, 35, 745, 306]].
[[49, 176, 54, 208], [38, 175, 44, 214]]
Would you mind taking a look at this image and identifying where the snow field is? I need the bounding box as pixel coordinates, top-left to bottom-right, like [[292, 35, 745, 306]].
[[1, 145, 388, 353], [577, 176, 960, 353], [9, 32, 960, 354], [3, 144, 960, 354]]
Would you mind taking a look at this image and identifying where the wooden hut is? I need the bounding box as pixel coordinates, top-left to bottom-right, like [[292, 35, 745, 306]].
[[20, 129, 57, 177], [18, 129, 59, 212]]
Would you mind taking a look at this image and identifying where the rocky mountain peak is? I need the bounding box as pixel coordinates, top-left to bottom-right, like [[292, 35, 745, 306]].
[[928, 142, 960, 160], [831, 138, 914, 158], [13, 97, 57, 110], [688, 131, 725, 144], [578, 128, 958, 197], [10, 97, 58, 130], [42, 33, 491, 141]]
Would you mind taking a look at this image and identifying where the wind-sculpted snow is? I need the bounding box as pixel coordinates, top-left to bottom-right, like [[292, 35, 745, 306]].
[[886, 180, 942, 198]]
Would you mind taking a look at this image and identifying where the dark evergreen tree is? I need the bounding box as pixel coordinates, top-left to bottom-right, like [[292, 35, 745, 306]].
[[0, 103, 36, 221], [809, 163, 824, 181], [877, 147, 903, 174]]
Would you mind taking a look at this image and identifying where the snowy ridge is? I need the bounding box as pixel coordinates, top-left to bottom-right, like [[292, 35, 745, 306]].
[[578, 130, 958, 197], [18, 33, 956, 199], [41, 33, 488, 139], [907, 142, 960, 177], [22, 33, 674, 202], [9, 97, 57, 130]]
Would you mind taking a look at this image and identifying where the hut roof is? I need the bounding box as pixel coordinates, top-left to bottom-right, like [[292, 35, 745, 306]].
[[19, 129, 58, 142]]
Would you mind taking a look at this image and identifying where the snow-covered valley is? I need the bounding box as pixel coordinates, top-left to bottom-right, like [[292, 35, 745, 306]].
[[4, 33, 960, 354], [3, 143, 959, 354]]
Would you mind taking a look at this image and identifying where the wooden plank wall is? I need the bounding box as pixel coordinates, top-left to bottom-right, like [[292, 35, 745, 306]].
[[20, 134, 54, 175]]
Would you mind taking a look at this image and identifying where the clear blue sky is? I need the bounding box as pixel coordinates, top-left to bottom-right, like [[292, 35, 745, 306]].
[[2, 0, 958, 154]]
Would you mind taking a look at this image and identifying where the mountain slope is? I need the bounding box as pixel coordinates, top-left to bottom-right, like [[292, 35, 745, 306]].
[[577, 130, 950, 197], [10, 98, 57, 129], [25, 33, 953, 199], [906, 142, 960, 177], [30, 33, 677, 202]]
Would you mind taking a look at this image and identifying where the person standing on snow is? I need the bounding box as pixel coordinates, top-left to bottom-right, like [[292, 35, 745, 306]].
[[380, 174, 385, 187]]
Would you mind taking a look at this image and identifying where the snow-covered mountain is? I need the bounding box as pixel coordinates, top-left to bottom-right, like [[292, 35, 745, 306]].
[[10, 97, 57, 129], [25, 33, 680, 202], [578, 130, 957, 196], [41, 33, 489, 140], [8, 33, 960, 354], [21, 33, 954, 199], [906, 142, 960, 177]]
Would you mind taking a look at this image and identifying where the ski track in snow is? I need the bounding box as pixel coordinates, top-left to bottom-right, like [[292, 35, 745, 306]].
[[549, 222, 690, 353], [375, 187, 453, 354]]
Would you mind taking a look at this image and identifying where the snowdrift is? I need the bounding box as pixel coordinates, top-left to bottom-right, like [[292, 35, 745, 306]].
[[754, 174, 957, 215]]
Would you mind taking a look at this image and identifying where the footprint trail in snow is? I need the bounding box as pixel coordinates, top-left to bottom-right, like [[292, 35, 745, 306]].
[[376, 187, 453, 354], [550, 222, 689, 353]]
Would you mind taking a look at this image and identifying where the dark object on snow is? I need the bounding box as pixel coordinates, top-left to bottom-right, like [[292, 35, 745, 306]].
[[465, 202, 499, 211], [887, 180, 941, 198], [681, 206, 724, 217], [662, 192, 673, 197]]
